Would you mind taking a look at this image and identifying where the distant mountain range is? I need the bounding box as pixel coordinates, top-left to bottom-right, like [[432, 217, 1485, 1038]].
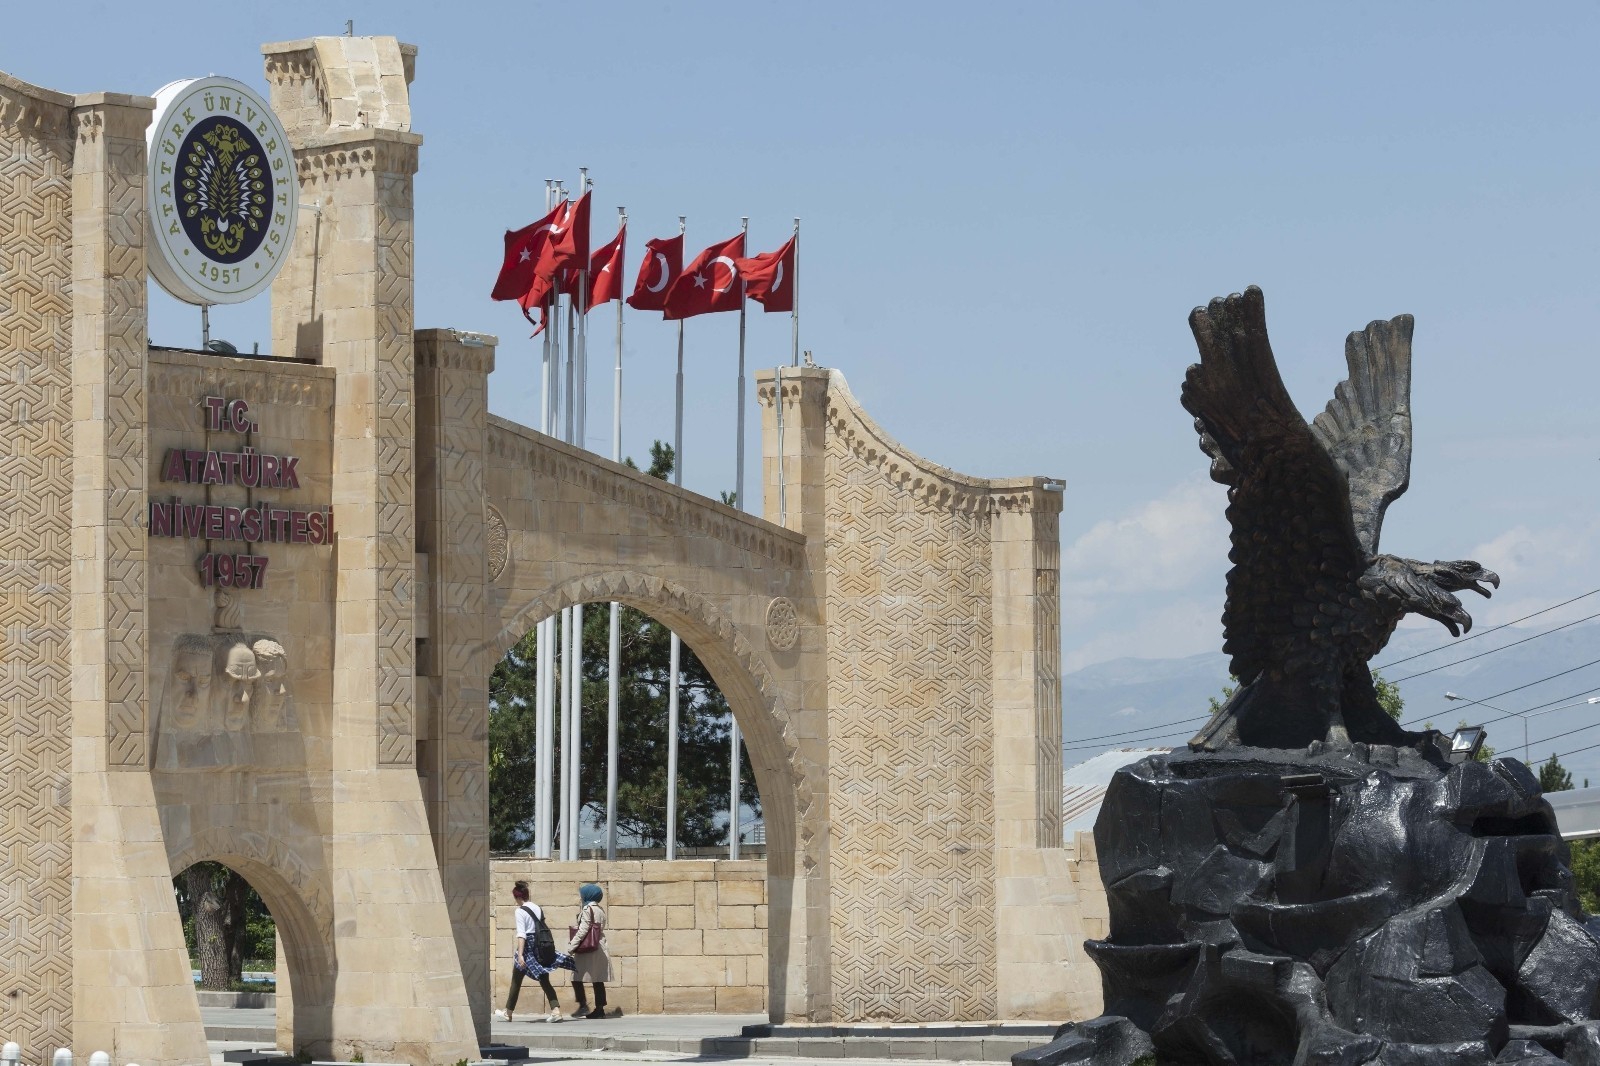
[[1064, 620, 1600, 781]]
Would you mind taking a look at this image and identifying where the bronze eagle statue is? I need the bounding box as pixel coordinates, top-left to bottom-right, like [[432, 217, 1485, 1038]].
[[1184, 287, 1498, 752]]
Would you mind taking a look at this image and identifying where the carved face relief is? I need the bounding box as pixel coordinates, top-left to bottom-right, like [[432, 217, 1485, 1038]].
[[164, 636, 215, 733], [218, 640, 260, 731], [250, 639, 297, 732]]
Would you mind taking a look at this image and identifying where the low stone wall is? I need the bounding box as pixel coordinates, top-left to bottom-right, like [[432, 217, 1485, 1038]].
[[491, 859, 767, 1016], [1063, 831, 1109, 944]]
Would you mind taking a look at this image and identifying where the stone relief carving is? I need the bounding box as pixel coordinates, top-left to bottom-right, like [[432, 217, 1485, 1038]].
[[153, 633, 301, 771], [765, 596, 800, 652], [486, 504, 508, 581]]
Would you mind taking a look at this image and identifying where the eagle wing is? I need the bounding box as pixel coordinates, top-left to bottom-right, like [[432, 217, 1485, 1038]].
[[1308, 314, 1413, 556], [1181, 287, 1368, 687]]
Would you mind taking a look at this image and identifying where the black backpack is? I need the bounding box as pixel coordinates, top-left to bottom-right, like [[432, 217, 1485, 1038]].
[[520, 904, 557, 968]]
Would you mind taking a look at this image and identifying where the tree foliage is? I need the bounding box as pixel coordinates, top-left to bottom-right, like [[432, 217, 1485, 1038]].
[[1206, 672, 1402, 719], [1540, 754, 1575, 794], [489, 441, 759, 852]]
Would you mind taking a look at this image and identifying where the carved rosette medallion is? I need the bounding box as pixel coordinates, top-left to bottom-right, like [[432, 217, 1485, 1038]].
[[486, 504, 509, 581], [765, 596, 800, 651]]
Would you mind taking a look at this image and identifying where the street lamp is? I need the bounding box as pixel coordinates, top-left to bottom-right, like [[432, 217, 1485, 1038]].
[[1445, 691, 1527, 763]]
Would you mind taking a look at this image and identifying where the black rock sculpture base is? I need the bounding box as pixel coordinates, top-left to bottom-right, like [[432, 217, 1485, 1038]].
[[1017, 747, 1600, 1066]]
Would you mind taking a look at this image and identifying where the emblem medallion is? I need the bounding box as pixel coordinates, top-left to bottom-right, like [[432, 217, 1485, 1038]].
[[145, 76, 297, 305]]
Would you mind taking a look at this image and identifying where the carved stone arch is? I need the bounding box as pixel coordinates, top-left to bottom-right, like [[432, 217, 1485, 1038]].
[[489, 569, 815, 878]]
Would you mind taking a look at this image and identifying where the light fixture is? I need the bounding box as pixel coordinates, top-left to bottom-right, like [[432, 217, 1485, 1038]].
[[1042, 481, 1066, 492], [1448, 725, 1486, 762]]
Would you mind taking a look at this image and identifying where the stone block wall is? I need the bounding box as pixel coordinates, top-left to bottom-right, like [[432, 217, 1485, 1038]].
[[491, 860, 768, 1015]]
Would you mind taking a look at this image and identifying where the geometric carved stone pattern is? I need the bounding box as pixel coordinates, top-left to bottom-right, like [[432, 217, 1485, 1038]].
[[823, 428, 998, 1022], [1034, 511, 1062, 847], [374, 169, 416, 766], [0, 78, 75, 1060], [94, 128, 149, 769]]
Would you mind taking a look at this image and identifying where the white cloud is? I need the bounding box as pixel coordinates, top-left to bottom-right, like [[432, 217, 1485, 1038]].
[[1063, 597, 1224, 674], [1061, 477, 1230, 669], [1062, 475, 1228, 608]]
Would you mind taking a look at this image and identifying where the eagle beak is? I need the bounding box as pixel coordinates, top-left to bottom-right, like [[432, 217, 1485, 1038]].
[[1471, 571, 1502, 597]]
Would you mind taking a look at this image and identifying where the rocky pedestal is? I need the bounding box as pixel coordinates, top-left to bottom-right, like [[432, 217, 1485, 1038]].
[[1018, 747, 1600, 1066]]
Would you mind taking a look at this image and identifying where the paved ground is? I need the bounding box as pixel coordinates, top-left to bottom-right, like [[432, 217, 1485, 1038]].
[[204, 1007, 1051, 1064]]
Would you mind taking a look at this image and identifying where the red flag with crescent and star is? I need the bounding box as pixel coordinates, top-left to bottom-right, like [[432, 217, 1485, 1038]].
[[540, 191, 591, 284], [626, 234, 684, 312], [587, 223, 626, 307], [736, 235, 795, 313], [518, 224, 629, 331], [663, 233, 746, 320], [490, 200, 567, 301]]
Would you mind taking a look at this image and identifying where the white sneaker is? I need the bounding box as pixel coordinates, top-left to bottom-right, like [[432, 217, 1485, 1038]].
[[493, 1009, 511, 1022], [546, 1009, 563, 1023]]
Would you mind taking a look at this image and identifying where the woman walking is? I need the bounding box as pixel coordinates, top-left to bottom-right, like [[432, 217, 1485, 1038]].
[[495, 880, 562, 1024], [565, 883, 612, 1019]]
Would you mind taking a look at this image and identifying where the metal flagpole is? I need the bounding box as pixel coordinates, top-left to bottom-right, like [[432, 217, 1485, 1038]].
[[791, 218, 801, 367], [729, 217, 750, 860], [570, 600, 583, 857], [666, 628, 681, 861], [535, 178, 555, 859], [606, 206, 626, 860], [569, 170, 589, 859], [735, 217, 748, 511], [666, 214, 686, 862]]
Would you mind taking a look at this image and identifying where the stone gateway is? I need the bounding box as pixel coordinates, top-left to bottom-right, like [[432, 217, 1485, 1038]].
[[1, 32, 1089, 1066]]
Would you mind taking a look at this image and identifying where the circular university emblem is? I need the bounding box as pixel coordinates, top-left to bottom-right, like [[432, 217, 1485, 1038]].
[[145, 76, 297, 305]]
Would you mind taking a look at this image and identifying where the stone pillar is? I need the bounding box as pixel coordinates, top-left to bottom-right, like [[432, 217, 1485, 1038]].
[[0, 70, 76, 1066], [264, 37, 476, 1063], [414, 328, 495, 1043], [991, 489, 1099, 1019], [756, 366, 834, 1022], [68, 91, 211, 1065]]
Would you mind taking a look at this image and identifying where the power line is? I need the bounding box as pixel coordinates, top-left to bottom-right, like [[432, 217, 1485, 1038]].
[[1063, 731, 1190, 755], [1374, 588, 1600, 670], [1064, 713, 1207, 747], [1402, 656, 1600, 728], [1386, 610, 1600, 684]]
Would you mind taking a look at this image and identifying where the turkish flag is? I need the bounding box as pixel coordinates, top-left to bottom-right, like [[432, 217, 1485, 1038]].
[[626, 234, 683, 312], [490, 201, 567, 301], [737, 236, 795, 313], [587, 223, 626, 307], [541, 192, 591, 281], [663, 233, 747, 320]]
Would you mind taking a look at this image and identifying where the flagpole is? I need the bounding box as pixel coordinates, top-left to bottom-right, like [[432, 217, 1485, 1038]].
[[534, 178, 554, 859], [792, 217, 801, 368], [606, 207, 625, 861], [667, 214, 686, 862], [552, 184, 575, 858], [729, 217, 749, 861]]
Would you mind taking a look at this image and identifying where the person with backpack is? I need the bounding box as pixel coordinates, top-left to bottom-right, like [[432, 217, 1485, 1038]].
[[495, 880, 562, 1024], [564, 882, 612, 1019]]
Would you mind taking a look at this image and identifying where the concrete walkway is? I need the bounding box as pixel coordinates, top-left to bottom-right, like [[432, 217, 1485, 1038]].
[[204, 1007, 1055, 1064]]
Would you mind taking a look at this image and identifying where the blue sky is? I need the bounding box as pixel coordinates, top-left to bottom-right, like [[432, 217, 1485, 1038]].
[[10, 3, 1600, 733]]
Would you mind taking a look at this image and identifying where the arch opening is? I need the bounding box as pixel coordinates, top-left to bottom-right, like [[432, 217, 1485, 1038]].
[[487, 570, 814, 1019], [489, 600, 765, 857], [167, 843, 336, 1058]]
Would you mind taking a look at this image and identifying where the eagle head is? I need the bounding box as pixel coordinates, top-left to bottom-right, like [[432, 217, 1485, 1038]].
[[1404, 558, 1500, 637]]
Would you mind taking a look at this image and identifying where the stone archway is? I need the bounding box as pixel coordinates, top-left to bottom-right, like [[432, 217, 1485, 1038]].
[[165, 828, 337, 1057], [489, 569, 815, 882]]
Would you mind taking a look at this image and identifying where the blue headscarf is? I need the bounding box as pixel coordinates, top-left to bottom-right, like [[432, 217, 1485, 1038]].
[[580, 883, 603, 903]]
